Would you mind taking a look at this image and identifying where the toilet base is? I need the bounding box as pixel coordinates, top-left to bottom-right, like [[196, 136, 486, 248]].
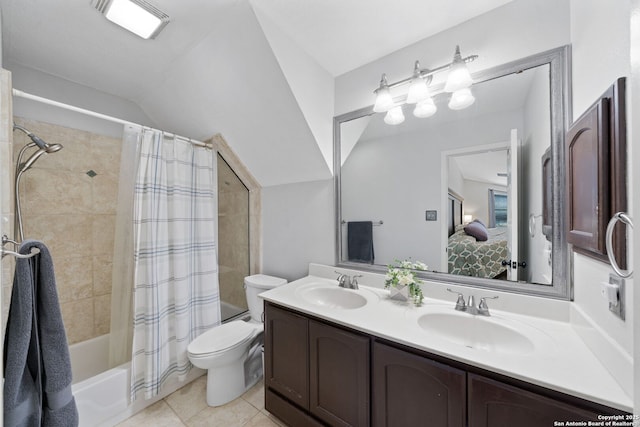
[[205, 340, 264, 407]]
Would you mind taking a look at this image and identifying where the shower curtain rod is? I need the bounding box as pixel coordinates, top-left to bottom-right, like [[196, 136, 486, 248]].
[[12, 88, 213, 149]]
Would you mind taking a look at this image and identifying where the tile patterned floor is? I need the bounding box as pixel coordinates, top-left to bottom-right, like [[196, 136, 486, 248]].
[[116, 378, 284, 427]]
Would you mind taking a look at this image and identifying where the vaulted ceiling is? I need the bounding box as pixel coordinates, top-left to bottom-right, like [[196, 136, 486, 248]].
[[0, 0, 512, 186]]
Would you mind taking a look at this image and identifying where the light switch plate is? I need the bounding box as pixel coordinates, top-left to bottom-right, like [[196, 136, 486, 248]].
[[425, 210, 437, 221], [608, 273, 625, 320]]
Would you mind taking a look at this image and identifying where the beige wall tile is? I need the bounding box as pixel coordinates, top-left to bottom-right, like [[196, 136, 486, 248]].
[[94, 294, 111, 336], [20, 168, 93, 215], [55, 256, 93, 304], [11, 118, 122, 345], [93, 255, 113, 296], [0, 70, 13, 143], [23, 214, 93, 259], [93, 214, 116, 256], [89, 133, 122, 176], [92, 172, 119, 215], [61, 298, 94, 345]]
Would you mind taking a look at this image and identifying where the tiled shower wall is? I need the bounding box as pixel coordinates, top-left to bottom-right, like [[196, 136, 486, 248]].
[[12, 117, 121, 345], [218, 154, 250, 314]]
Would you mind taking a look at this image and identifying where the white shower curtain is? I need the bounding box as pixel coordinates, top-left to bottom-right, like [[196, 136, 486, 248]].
[[130, 127, 221, 401]]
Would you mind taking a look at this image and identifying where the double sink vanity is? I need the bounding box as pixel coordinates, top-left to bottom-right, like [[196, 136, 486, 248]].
[[260, 264, 632, 427]]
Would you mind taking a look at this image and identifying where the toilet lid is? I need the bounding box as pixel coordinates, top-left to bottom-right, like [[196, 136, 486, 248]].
[[188, 321, 259, 356]]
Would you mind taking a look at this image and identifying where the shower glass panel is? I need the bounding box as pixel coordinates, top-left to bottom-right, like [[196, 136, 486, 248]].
[[217, 153, 250, 321]]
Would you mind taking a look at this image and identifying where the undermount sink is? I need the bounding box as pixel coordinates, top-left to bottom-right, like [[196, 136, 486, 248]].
[[417, 311, 536, 354], [297, 284, 367, 309]]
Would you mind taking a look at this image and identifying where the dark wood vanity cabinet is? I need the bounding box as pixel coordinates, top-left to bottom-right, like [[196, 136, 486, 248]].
[[264, 302, 369, 427], [372, 342, 466, 427], [264, 304, 309, 409], [264, 302, 627, 427], [468, 374, 603, 427], [310, 320, 370, 426]]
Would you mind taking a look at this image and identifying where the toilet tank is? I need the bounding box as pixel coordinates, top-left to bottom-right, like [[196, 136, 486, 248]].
[[244, 274, 287, 322]]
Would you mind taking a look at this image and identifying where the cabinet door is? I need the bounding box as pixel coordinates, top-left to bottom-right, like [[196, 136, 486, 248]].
[[264, 303, 309, 410], [372, 342, 466, 427], [566, 97, 610, 256], [468, 374, 604, 427], [309, 320, 370, 427]]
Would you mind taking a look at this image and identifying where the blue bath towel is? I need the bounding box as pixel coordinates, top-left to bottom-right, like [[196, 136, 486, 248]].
[[3, 240, 79, 426], [347, 221, 375, 263]]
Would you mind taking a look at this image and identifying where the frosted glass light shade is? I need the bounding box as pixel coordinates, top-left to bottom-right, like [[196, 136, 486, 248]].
[[413, 98, 437, 118], [444, 46, 473, 92], [384, 106, 405, 125], [448, 88, 475, 110], [104, 0, 167, 39], [373, 86, 394, 112], [406, 77, 430, 104]]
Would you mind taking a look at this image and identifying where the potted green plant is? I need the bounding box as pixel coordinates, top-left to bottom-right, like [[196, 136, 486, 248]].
[[384, 260, 427, 305]]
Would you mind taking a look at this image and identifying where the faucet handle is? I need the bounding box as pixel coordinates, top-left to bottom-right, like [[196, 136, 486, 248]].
[[351, 274, 363, 288], [478, 296, 499, 315], [447, 288, 466, 311]]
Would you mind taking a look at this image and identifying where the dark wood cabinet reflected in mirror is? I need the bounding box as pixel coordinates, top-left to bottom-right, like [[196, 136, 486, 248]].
[[334, 46, 572, 299]]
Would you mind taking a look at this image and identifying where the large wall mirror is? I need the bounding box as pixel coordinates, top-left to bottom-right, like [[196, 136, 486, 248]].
[[334, 46, 572, 298]]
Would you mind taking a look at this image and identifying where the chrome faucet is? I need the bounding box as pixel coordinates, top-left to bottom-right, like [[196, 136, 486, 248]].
[[335, 272, 361, 290], [446, 289, 498, 316]]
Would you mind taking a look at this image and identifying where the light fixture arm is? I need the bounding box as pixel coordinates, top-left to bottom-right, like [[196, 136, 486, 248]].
[[381, 54, 478, 91]]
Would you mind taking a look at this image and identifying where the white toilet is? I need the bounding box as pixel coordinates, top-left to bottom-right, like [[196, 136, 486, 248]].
[[187, 274, 287, 407]]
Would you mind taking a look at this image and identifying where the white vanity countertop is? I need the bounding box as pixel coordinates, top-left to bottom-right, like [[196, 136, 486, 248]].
[[260, 274, 633, 413]]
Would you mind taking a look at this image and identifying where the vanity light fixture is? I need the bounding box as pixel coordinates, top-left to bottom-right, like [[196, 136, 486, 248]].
[[373, 45, 477, 125], [93, 0, 170, 40]]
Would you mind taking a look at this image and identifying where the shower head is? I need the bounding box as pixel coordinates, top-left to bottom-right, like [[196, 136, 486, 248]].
[[19, 149, 48, 173], [13, 123, 63, 152], [43, 143, 63, 153]]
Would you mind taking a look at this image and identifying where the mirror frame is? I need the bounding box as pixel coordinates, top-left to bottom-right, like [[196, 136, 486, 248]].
[[334, 45, 573, 299]]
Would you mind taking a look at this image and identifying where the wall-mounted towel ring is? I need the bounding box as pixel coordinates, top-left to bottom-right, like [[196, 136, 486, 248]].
[[1, 247, 40, 259], [606, 212, 633, 278], [1, 234, 40, 259]]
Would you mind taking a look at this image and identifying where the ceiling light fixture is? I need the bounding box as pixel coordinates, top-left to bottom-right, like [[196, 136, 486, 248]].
[[93, 0, 170, 40], [372, 45, 477, 125]]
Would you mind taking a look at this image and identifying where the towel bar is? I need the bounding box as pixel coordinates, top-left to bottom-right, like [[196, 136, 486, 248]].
[[341, 220, 384, 226]]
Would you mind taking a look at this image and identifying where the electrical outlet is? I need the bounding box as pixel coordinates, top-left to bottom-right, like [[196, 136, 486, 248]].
[[608, 274, 625, 320], [425, 210, 437, 221]]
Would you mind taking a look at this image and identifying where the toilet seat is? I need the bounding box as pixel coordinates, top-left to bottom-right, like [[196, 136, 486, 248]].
[[188, 320, 260, 357]]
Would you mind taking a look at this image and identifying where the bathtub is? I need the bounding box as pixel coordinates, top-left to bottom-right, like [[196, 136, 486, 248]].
[[70, 334, 204, 427]]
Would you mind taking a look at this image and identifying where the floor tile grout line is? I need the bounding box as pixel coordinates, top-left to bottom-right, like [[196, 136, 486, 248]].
[[161, 397, 189, 426]]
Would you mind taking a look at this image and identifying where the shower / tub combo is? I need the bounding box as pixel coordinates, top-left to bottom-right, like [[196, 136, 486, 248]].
[[6, 91, 254, 426]]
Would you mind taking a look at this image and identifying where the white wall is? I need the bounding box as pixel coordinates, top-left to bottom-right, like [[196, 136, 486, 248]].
[[261, 179, 335, 281], [251, 3, 335, 173], [631, 0, 640, 416], [334, 0, 571, 115], [8, 62, 156, 138], [569, 0, 633, 398], [341, 109, 521, 269], [462, 180, 506, 226]]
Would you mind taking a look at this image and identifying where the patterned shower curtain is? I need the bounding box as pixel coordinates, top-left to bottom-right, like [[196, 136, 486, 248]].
[[130, 128, 221, 401]]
